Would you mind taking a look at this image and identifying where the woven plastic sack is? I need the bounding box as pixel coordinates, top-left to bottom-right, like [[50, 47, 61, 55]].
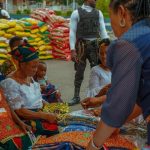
[[0, 31, 5, 36], [38, 21, 45, 27], [0, 42, 8, 48], [7, 21, 16, 28], [3, 33, 13, 39], [15, 25, 24, 31], [0, 23, 9, 29], [6, 28, 16, 34]]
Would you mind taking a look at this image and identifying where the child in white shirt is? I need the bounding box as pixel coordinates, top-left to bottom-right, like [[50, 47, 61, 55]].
[[86, 41, 111, 97]]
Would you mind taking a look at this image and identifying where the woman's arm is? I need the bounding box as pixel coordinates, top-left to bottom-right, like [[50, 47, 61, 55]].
[[15, 108, 57, 123], [81, 95, 106, 109], [10, 108, 31, 132], [96, 84, 111, 97], [86, 104, 142, 150], [86, 121, 116, 150]]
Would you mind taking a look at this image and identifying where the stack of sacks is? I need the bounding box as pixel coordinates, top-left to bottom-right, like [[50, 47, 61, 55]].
[[50, 26, 71, 61], [30, 8, 55, 27], [0, 18, 53, 60], [31, 9, 71, 61], [0, 37, 9, 65], [0, 19, 16, 41], [30, 8, 65, 29], [20, 18, 53, 60], [0, 19, 19, 65]]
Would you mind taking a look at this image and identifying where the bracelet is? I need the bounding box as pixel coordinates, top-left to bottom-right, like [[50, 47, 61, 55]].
[[91, 138, 103, 150]]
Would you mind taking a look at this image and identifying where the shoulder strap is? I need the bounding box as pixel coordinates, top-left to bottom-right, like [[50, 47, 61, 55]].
[[78, 7, 84, 18]]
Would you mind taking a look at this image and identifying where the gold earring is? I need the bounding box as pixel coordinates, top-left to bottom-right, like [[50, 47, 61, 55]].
[[119, 19, 126, 27]]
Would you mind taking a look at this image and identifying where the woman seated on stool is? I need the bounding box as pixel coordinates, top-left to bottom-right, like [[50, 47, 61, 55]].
[[0, 43, 59, 137]]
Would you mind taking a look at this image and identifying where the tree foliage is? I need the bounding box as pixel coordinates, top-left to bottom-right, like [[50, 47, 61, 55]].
[[96, 0, 110, 15], [35, 0, 43, 2]]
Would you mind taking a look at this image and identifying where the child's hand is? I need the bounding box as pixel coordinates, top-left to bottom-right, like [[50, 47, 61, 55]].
[[40, 85, 46, 91], [146, 116, 150, 123], [81, 97, 102, 109], [56, 90, 61, 99], [90, 108, 102, 117]]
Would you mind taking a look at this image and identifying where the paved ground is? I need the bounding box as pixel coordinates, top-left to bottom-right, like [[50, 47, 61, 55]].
[[45, 59, 91, 111]]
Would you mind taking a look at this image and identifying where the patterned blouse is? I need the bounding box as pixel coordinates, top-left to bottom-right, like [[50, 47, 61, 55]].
[[0, 78, 43, 110]]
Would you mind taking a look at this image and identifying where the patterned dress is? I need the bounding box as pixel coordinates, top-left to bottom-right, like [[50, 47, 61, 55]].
[[0, 78, 59, 137]]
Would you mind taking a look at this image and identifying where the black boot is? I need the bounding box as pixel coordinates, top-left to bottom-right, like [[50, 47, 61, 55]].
[[68, 88, 80, 106]]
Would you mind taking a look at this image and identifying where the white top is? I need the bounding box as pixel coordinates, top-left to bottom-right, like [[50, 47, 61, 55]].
[[0, 78, 43, 110], [86, 65, 111, 97], [0, 9, 10, 19], [69, 4, 109, 50]]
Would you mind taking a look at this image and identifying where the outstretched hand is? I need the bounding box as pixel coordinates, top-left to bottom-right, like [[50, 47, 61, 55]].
[[90, 108, 102, 117], [81, 97, 102, 109], [44, 113, 57, 123]]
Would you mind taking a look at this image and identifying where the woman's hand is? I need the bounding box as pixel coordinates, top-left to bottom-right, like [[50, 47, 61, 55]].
[[81, 97, 103, 109], [19, 121, 31, 132], [146, 116, 150, 123], [86, 141, 99, 150], [43, 113, 57, 123], [86, 140, 103, 150], [90, 108, 102, 117]]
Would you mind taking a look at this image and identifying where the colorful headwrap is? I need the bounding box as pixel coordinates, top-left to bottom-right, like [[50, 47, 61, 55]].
[[10, 43, 39, 62]]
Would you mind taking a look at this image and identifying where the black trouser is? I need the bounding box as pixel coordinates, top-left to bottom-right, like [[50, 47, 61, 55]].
[[73, 40, 99, 97]]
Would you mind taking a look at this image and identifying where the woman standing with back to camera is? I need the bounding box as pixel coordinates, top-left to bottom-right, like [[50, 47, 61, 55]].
[[85, 0, 150, 149]]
